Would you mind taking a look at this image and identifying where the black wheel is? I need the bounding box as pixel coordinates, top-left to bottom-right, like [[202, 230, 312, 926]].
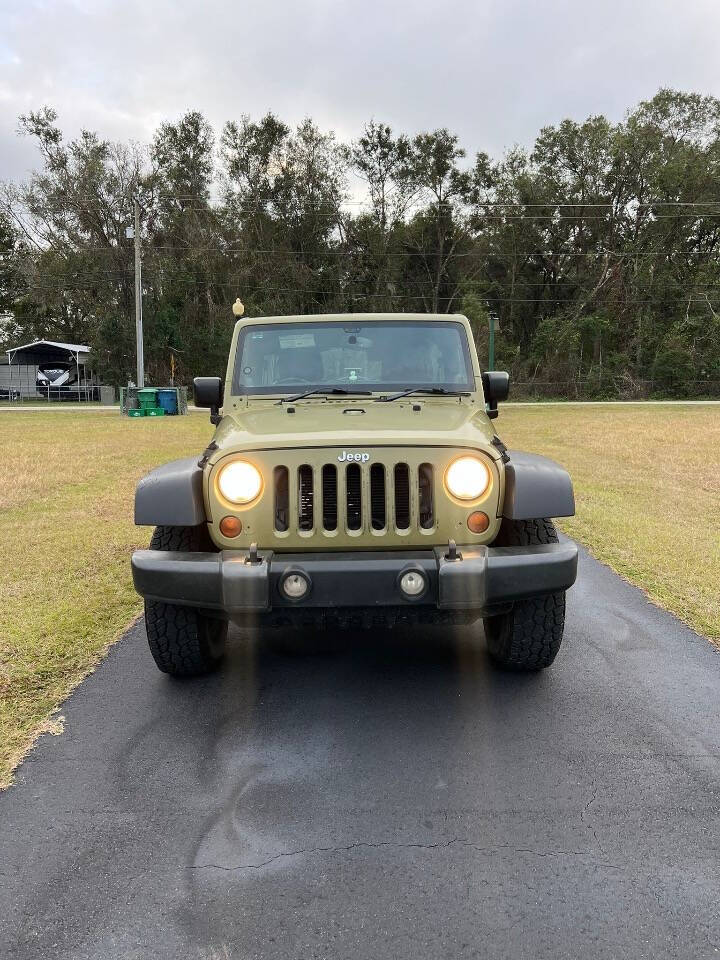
[[483, 518, 566, 671], [144, 525, 227, 677]]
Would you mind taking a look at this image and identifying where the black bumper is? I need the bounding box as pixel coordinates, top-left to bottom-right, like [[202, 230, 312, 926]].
[[131, 543, 578, 616]]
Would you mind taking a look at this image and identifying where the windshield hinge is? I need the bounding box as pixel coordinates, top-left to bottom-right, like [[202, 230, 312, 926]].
[[197, 440, 219, 468], [491, 435, 510, 463]]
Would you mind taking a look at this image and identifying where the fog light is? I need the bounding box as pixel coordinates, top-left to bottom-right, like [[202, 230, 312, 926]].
[[219, 516, 242, 537], [399, 569, 426, 598], [281, 571, 310, 600], [467, 511, 489, 533]]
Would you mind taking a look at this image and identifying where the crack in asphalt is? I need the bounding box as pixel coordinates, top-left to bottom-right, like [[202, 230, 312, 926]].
[[580, 783, 607, 855], [191, 837, 621, 872]]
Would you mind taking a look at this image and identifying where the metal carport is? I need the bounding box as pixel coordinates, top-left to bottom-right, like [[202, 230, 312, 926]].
[[4, 340, 99, 401]]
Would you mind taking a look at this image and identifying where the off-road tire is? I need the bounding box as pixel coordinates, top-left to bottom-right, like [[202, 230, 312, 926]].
[[145, 525, 227, 677], [483, 517, 566, 671]]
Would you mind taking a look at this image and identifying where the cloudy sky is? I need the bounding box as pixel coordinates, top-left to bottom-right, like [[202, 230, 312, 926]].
[[1, 0, 719, 182]]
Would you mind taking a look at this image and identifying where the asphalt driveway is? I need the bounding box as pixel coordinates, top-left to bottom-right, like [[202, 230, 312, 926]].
[[1, 543, 719, 959]]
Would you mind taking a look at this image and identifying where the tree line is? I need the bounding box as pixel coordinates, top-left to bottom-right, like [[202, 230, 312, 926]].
[[1, 88, 720, 397]]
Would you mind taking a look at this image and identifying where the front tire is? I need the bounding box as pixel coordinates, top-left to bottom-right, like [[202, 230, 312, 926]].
[[144, 525, 227, 677], [483, 518, 566, 671]]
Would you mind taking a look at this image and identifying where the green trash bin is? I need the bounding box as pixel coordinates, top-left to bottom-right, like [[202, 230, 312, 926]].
[[137, 388, 158, 410]]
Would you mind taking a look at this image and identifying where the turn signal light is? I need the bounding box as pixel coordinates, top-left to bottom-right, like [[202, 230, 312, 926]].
[[219, 516, 243, 538], [467, 511, 489, 534]]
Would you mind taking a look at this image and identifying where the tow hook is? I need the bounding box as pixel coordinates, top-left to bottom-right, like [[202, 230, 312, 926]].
[[445, 539, 462, 562], [246, 542, 263, 565]]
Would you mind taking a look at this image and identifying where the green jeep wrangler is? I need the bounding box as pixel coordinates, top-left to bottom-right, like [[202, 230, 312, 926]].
[[131, 312, 577, 675]]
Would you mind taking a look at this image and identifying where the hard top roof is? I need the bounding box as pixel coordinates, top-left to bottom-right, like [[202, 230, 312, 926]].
[[238, 313, 467, 324]]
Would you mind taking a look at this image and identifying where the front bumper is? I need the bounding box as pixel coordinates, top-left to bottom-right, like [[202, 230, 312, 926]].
[[131, 542, 578, 616]]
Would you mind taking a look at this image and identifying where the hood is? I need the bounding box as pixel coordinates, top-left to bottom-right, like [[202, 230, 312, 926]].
[[208, 398, 500, 462]]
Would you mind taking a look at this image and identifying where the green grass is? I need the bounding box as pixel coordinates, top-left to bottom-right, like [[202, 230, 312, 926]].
[[0, 400, 120, 407], [500, 405, 720, 643], [1, 405, 718, 787], [0, 412, 213, 787]]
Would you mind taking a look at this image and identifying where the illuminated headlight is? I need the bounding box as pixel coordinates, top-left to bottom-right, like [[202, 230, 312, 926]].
[[216, 460, 262, 504], [445, 456, 490, 501]]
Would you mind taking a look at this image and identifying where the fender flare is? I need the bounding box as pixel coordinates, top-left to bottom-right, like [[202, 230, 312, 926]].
[[502, 450, 575, 520], [134, 457, 206, 527]]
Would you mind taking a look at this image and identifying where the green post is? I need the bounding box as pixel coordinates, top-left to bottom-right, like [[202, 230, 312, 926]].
[[488, 312, 496, 370]]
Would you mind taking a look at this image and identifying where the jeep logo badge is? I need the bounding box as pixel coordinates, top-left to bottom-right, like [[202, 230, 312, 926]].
[[337, 450, 370, 463]]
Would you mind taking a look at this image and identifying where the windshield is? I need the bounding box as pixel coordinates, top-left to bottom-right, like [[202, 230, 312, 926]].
[[232, 321, 474, 395]]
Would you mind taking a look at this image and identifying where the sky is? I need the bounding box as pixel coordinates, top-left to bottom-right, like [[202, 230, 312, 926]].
[[1, 0, 720, 183]]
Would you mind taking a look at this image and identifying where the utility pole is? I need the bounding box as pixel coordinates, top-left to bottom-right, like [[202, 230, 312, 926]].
[[133, 194, 145, 388], [488, 311, 498, 370]]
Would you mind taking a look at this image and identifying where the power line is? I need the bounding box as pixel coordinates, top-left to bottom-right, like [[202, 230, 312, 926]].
[[20, 277, 720, 306], [9, 199, 720, 226], [37, 207, 720, 221], [18, 242, 720, 258], [19, 270, 720, 293], [11, 195, 720, 207]]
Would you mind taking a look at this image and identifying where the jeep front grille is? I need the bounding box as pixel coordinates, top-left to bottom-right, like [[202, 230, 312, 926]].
[[346, 463, 362, 530], [273, 458, 436, 535], [394, 463, 410, 530], [298, 464, 314, 531], [321, 464, 338, 531], [418, 463, 434, 529], [369, 463, 386, 530], [274, 466, 289, 532]]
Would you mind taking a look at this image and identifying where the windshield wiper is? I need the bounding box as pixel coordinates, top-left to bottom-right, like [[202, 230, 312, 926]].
[[279, 387, 372, 404], [376, 387, 470, 403]]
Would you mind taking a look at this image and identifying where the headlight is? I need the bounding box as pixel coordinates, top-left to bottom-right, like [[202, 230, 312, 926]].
[[216, 460, 262, 504], [445, 456, 490, 500]]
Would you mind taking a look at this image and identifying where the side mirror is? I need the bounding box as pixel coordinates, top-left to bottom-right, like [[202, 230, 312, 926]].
[[481, 371, 510, 419], [193, 377, 223, 425]]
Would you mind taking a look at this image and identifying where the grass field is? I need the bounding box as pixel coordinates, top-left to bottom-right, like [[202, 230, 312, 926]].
[[501, 406, 720, 642], [1, 405, 718, 787], [0, 412, 213, 788]]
